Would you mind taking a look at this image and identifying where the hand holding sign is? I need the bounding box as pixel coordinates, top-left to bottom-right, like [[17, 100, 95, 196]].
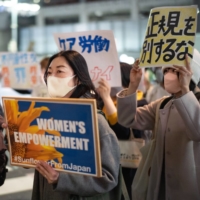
[[36, 160, 59, 184], [127, 59, 143, 95], [0, 115, 7, 129], [173, 55, 192, 95]]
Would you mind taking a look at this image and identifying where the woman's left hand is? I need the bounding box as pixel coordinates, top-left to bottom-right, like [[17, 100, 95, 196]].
[[36, 161, 59, 184], [173, 54, 193, 95]]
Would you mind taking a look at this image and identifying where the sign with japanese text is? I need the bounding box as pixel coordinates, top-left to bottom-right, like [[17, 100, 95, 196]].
[[3, 97, 102, 177], [0, 52, 41, 90], [54, 30, 121, 87], [139, 5, 197, 68]]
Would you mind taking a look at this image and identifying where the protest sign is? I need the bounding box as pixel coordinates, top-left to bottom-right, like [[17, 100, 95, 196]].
[[0, 52, 41, 90], [139, 5, 197, 68], [2, 97, 102, 177], [54, 30, 121, 87]]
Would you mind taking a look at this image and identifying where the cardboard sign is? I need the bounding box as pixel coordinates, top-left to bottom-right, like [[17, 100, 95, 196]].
[[3, 97, 102, 177], [139, 5, 197, 68], [54, 30, 121, 87], [0, 52, 41, 90]]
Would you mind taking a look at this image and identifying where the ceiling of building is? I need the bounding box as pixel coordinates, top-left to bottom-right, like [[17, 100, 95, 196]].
[[17, 0, 104, 7]]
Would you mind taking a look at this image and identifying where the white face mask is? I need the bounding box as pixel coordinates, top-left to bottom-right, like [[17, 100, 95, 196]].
[[47, 75, 76, 98], [164, 72, 181, 94]]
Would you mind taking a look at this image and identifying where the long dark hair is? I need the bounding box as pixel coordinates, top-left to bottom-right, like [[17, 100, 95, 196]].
[[120, 62, 132, 88], [44, 50, 100, 101]]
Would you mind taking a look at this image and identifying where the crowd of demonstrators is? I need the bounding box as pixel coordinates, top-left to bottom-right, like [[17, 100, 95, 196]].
[[117, 49, 200, 200], [0, 39, 199, 200], [97, 62, 147, 200]]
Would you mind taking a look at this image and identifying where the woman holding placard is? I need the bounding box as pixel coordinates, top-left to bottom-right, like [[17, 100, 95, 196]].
[[97, 62, 147, 200], [1, 50, 121, 200], [117, 49, 200, 200]]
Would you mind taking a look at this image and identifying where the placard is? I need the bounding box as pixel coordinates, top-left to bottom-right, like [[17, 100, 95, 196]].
[[2, 97, 102, 177], [139, 5, 197, 68], [0, 52, 41, 90], [54, 30, 121, 87]]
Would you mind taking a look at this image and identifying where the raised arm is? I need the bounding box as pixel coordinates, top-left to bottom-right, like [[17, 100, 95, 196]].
[[117, 90, 160, 131]]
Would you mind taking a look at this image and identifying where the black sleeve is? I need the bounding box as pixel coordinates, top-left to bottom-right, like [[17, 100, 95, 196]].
[[0, 103, 7, 187], [0, 105, 4, 118], [0, 105, 4, 132], [109, 122, 130, 140]]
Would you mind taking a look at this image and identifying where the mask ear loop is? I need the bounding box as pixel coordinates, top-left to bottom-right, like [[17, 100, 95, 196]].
[[73, 74, 79, 87]]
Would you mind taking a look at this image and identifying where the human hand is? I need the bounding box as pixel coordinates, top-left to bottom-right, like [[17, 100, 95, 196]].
[[127, 59, 143, 95], [173, 54, 192, 95], [96, 78, 111, 101], [0, 115, 7, 129], [36, 161, 59, 184]]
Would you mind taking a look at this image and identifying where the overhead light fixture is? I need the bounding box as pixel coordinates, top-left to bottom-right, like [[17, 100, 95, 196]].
[[16, 3, 40, 12], [0, 1, 40, 15], [33, 0, 40, 3], [120, 54, 135, 65]]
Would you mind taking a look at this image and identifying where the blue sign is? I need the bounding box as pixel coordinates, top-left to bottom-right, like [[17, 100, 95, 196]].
[[3, 97, 101, 177]]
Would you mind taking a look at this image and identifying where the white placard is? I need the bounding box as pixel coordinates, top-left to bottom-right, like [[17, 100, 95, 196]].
[[54, 30, 121, 87], [0, 52, 41, 90]]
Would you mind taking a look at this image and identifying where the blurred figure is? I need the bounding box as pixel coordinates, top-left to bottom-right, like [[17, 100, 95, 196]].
[[143, 69, 155, 100], [31, 57, 49, 97], [97, 62, 147, 200], [145, 67, 170, 103], [0, 74, 31, 105]]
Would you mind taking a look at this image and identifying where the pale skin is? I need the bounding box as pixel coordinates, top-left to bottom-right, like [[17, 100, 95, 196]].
[[128, 55, 192, 98], [1, 56, 78, 184], [96, 78, 117, 116], [46, 56, 78, 98]]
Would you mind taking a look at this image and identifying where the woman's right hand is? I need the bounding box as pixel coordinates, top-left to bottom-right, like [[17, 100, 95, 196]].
[[127, 59, 143, 95]]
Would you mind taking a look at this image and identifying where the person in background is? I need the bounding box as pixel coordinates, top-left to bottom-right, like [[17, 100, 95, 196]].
[[117, 49, 200, 200], [0, 50, 121, 200], [31, 57, 49, 97], [97, 62, 147, 200], [143, 68, 156, 99], [145, 67, 170, 103]]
